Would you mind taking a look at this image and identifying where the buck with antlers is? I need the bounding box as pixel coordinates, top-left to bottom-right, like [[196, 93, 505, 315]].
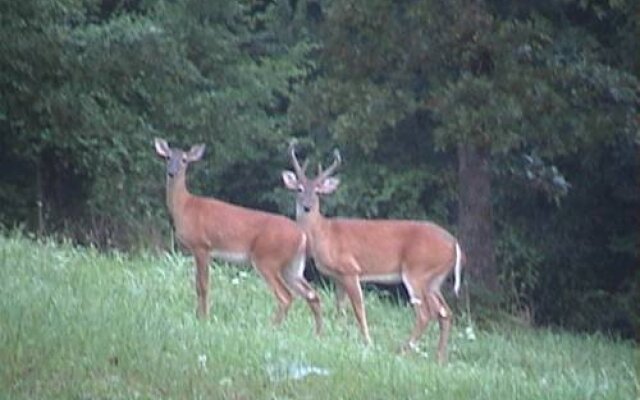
[[282, 143, 463, 362], [154, 138, 322, 334]]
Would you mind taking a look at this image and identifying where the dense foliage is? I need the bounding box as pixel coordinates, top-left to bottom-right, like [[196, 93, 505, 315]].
[[0, 0, 638, 337]]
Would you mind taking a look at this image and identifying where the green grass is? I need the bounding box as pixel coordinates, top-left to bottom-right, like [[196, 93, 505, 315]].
[[0, 232, 637, 399]]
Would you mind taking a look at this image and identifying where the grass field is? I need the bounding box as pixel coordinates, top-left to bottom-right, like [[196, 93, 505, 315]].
[[0, 232, 637, 399]]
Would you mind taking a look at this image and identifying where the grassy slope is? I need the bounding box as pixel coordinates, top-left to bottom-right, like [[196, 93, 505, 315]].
[[0, 233, 637, 399]]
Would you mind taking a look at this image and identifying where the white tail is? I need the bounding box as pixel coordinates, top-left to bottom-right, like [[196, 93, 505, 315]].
[[454, 242, 462, 297], [155, 138, 322, 334], [283, 142, 464, 362]]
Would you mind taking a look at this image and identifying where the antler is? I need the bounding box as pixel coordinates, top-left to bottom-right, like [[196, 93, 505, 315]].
[[288, 139, 309, 179], [318, 149, 342, 180]]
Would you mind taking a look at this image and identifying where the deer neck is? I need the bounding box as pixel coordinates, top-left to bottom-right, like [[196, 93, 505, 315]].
[[165, 170, 191, 221], [298, 209, 328, 241], [297, 209, 336, 265]]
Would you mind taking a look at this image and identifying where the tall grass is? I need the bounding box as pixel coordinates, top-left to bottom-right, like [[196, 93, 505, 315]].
[[0, 232, 637, 399]]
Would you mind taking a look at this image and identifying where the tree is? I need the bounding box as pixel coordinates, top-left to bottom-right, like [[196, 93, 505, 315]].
[[289, 0, 639, 295], [0, 0, 315, 247]]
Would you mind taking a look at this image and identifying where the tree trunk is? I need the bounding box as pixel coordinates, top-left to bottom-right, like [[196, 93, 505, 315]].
[[457, 142, 498, 291]]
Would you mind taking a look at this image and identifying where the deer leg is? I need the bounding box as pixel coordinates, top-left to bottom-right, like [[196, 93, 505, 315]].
[[271, 277, 294, 326], [400, 274, 431, 353], [280, 253, 324, 335], [194, 250, 210, 319], [340, 275, 372, 345], [433, 291, 452, 364], [284, 275, 324, 335], [254, 262, 294, 325], [300, 279, 323, 336], [334, 282, 348, 317]]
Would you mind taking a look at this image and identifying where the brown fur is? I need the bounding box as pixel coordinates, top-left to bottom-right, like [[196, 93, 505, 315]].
[[283, 146, 463, 362], [156, 139, 322, 334]]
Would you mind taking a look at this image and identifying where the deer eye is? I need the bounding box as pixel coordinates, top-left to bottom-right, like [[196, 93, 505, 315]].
[[297, 186, 304, 193]]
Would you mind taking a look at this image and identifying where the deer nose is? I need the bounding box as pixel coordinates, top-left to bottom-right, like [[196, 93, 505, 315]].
[[303, 205, 311, 213]]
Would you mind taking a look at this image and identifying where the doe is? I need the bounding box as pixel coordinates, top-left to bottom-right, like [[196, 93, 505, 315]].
[[155, 138, 322, 334]]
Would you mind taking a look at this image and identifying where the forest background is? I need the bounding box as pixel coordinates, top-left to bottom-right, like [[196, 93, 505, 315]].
[[1, 0, 638, 339]]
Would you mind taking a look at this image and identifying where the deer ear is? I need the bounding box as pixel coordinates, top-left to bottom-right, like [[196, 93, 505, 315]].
[[317, 177, 340, 194], [154, 138, 171, 159], [282, 170, 299, 190], [186, 144, 205, 162]]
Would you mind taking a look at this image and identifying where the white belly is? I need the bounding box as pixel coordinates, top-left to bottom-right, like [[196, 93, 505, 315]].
[[360, 273, 402, 284], [314, 262, 335, 277], [314, 262, 402, 284], [213, 250, 249, 264]]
